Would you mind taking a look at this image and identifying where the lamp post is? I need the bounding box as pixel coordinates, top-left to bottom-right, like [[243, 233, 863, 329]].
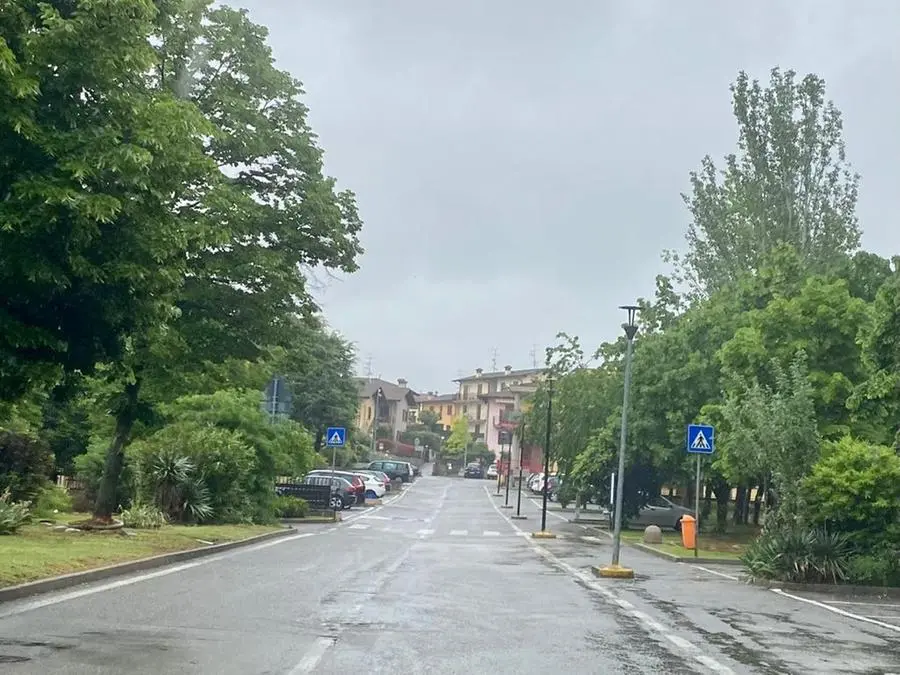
[[370, 387, 383, 457], [512, 416, 527, 520], [532, 376, 555, 538], [502, 431, 513, 508], [598, 305, 639, 578]]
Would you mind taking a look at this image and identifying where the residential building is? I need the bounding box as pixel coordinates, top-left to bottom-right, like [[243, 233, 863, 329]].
[[453, 365, 545, 471], [355, 377, 418, 440], [412, 392, 460, 432]]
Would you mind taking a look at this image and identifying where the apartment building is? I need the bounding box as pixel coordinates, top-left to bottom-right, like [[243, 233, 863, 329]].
[[355, 377, 418, 440], [413, 392, 459, 432]]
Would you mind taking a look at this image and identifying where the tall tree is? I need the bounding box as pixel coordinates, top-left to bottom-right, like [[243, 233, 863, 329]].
[[674, 68, 860, 296], [91, 2, 363, 520], [0, 0, 216, 400]]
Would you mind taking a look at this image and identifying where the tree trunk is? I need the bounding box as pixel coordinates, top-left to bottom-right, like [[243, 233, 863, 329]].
[[701, 480, 713, 521], [752, 485, 763, 526], [313, 428, 324, 455], [733, 485, 746, 525], [93, 380, 141, 522], [713, 479, 730, 533]]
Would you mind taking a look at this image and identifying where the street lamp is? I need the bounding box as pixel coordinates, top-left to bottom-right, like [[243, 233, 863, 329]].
[[512, 415, 527, 520], [597, 305, 639, 578], [533, 376, 556, 538]]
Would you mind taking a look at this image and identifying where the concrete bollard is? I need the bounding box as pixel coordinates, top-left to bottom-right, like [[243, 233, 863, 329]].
[[643, 524, 663, 544]]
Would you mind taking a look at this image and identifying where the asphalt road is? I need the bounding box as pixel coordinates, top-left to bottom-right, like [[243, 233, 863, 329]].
[[0, 472, 898, 674]]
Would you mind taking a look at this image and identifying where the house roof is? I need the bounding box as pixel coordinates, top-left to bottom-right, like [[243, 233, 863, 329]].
[[454, 367, 545, 383], [356, 377, 416, 402], [415, 392, 458, 404]]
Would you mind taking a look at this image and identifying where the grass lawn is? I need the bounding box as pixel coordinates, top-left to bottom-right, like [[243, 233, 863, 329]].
[[0, 512, 283, 588], [619, 525, 758, 560]]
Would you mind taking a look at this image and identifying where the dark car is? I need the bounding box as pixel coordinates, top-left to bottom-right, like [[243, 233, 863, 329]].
[[307, 470, 367, 505], [368, 459, 411, 483], [299, 475, 355, 510], [464, 463, 484, 479]]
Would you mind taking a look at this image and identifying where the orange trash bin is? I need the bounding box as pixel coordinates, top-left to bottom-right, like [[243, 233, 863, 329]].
[[680, 515, 696, 550]]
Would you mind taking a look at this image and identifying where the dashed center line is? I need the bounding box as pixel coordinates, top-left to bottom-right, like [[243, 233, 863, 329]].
[[449, 529, 468, 536]]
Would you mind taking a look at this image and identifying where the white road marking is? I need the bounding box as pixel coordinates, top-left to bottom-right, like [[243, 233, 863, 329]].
[[0, 532, 319, 619], [483, 485, 736, 674], [529, 498, 570, 522], [690, 564, 740, 582], [770, 589, 900, 634], [827, 600, 900, 607], [288, 636, 336, 674], [363, 515, 391, 521], [348, 524, 369, 530], [482, 530, 501, 537], [449, 529, 468, 536]]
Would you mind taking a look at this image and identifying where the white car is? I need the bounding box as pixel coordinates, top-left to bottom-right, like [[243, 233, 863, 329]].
[[358, 474, 386, 499], [486, 463, 498, 479]]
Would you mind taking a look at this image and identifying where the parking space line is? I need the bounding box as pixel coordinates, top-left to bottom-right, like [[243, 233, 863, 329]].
[[770, 589, 900, 634], [690, 564, 740, 582], [449, 530, 468, 536], [483, 530, 500, 537], [348, 524, 369, 530]]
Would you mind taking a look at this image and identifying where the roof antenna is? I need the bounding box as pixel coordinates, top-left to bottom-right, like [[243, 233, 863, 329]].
[[364, 354, 374, 378], [490, 347, 499, 372], [530, 345, 538, 368]]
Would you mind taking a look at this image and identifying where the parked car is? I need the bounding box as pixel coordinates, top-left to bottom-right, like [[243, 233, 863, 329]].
[[359, 469, 392, 492], [298, 475, 355, 510], [464, 463, 484, 479], [368, 459, 412, 483], [486, 463, 498, 479], [635, 496, 693, 531], [308, 470, 385, 500]]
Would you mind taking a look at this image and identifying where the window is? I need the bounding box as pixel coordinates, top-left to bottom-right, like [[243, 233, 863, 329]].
[[402, 409, 408, 422], [463, 404, 468, 415], [477, 383, 483, 395], [367, 406, 372, 420], [446, 405, 453, 415], [476, 404, 482, 420], [463, 385, 470, 399]]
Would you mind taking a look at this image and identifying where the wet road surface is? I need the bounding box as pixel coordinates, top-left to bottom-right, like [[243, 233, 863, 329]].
[[0, 472, 897, 674]]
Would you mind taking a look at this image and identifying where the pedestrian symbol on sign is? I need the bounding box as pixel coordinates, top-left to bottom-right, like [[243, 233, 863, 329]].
[[690, 430, 710, 450], [325, 426, 346, 447], [686, 424, 715, 455]]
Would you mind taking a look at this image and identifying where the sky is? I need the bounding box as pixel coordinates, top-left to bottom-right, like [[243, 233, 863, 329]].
[[237, 0, 900, 393]]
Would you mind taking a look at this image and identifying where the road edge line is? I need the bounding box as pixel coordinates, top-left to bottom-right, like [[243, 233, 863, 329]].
[[0, 527, 297, 604], [770, 588, 900, 634]]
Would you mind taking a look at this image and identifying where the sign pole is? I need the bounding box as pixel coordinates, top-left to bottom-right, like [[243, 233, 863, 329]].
[[694, 454, 701, 558]]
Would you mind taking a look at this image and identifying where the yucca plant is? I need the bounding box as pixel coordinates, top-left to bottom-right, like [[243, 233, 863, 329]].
[[742, 526, 853, 583], [0, 488, 32, 534]]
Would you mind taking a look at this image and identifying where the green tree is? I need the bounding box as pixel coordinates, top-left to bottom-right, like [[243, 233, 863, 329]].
[[442, 416, 470, 458], [0, 0, 216, 401], [674, 68, 860, 296], [417, 409, 442, 433], [91, 2, 363, 520]]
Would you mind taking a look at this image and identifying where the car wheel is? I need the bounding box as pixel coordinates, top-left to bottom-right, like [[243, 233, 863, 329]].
[[330, 495, 342, 510], [674, 518, 683, 532], [365, 489, 377, 500]]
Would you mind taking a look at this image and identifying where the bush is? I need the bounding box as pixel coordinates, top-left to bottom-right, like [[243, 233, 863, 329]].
[[0, 488, 32, 534], [273, 495, 309, 518], [803, 436, 900, 550], [120, 503, 167, 529], [742, 527, 853, 584], [0, 431, 54, 501], [846, 548, 900, 588], [31, 484, 73, 519], [135, 447, 214, 523]]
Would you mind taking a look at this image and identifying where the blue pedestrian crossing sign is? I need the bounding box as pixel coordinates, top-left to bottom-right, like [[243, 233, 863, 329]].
[[325, 427, 346, 447], [686, 424, 715, 454]]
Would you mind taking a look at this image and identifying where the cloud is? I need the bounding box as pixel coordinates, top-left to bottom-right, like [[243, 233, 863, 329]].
[[239, 0, 900, 392]]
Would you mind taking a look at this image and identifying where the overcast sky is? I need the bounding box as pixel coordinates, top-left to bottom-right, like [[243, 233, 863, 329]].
[[239, 0, 900, 393]]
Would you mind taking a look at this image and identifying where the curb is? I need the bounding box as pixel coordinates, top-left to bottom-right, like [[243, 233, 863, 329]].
[[0, 527, 296, 604], [630, 542, 745, 566], [750, 579, 900, 599], [280, 516, 337, 525]]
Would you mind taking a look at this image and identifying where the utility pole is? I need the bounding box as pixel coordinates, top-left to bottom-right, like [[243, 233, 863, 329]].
[[370, 387, 383, 456]]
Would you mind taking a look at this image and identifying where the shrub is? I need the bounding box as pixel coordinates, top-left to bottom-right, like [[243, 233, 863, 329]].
[[135, 447, 214, 523], [120, 503, 167, 529], [0, 431, 54, 501], [0, 488, 32, 534], [273, 495, 309, 518], [742, 527, 853, 584], [803, 436, 900, 550], [31, 484, 73, 519], [846, 547, 900, 588]]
